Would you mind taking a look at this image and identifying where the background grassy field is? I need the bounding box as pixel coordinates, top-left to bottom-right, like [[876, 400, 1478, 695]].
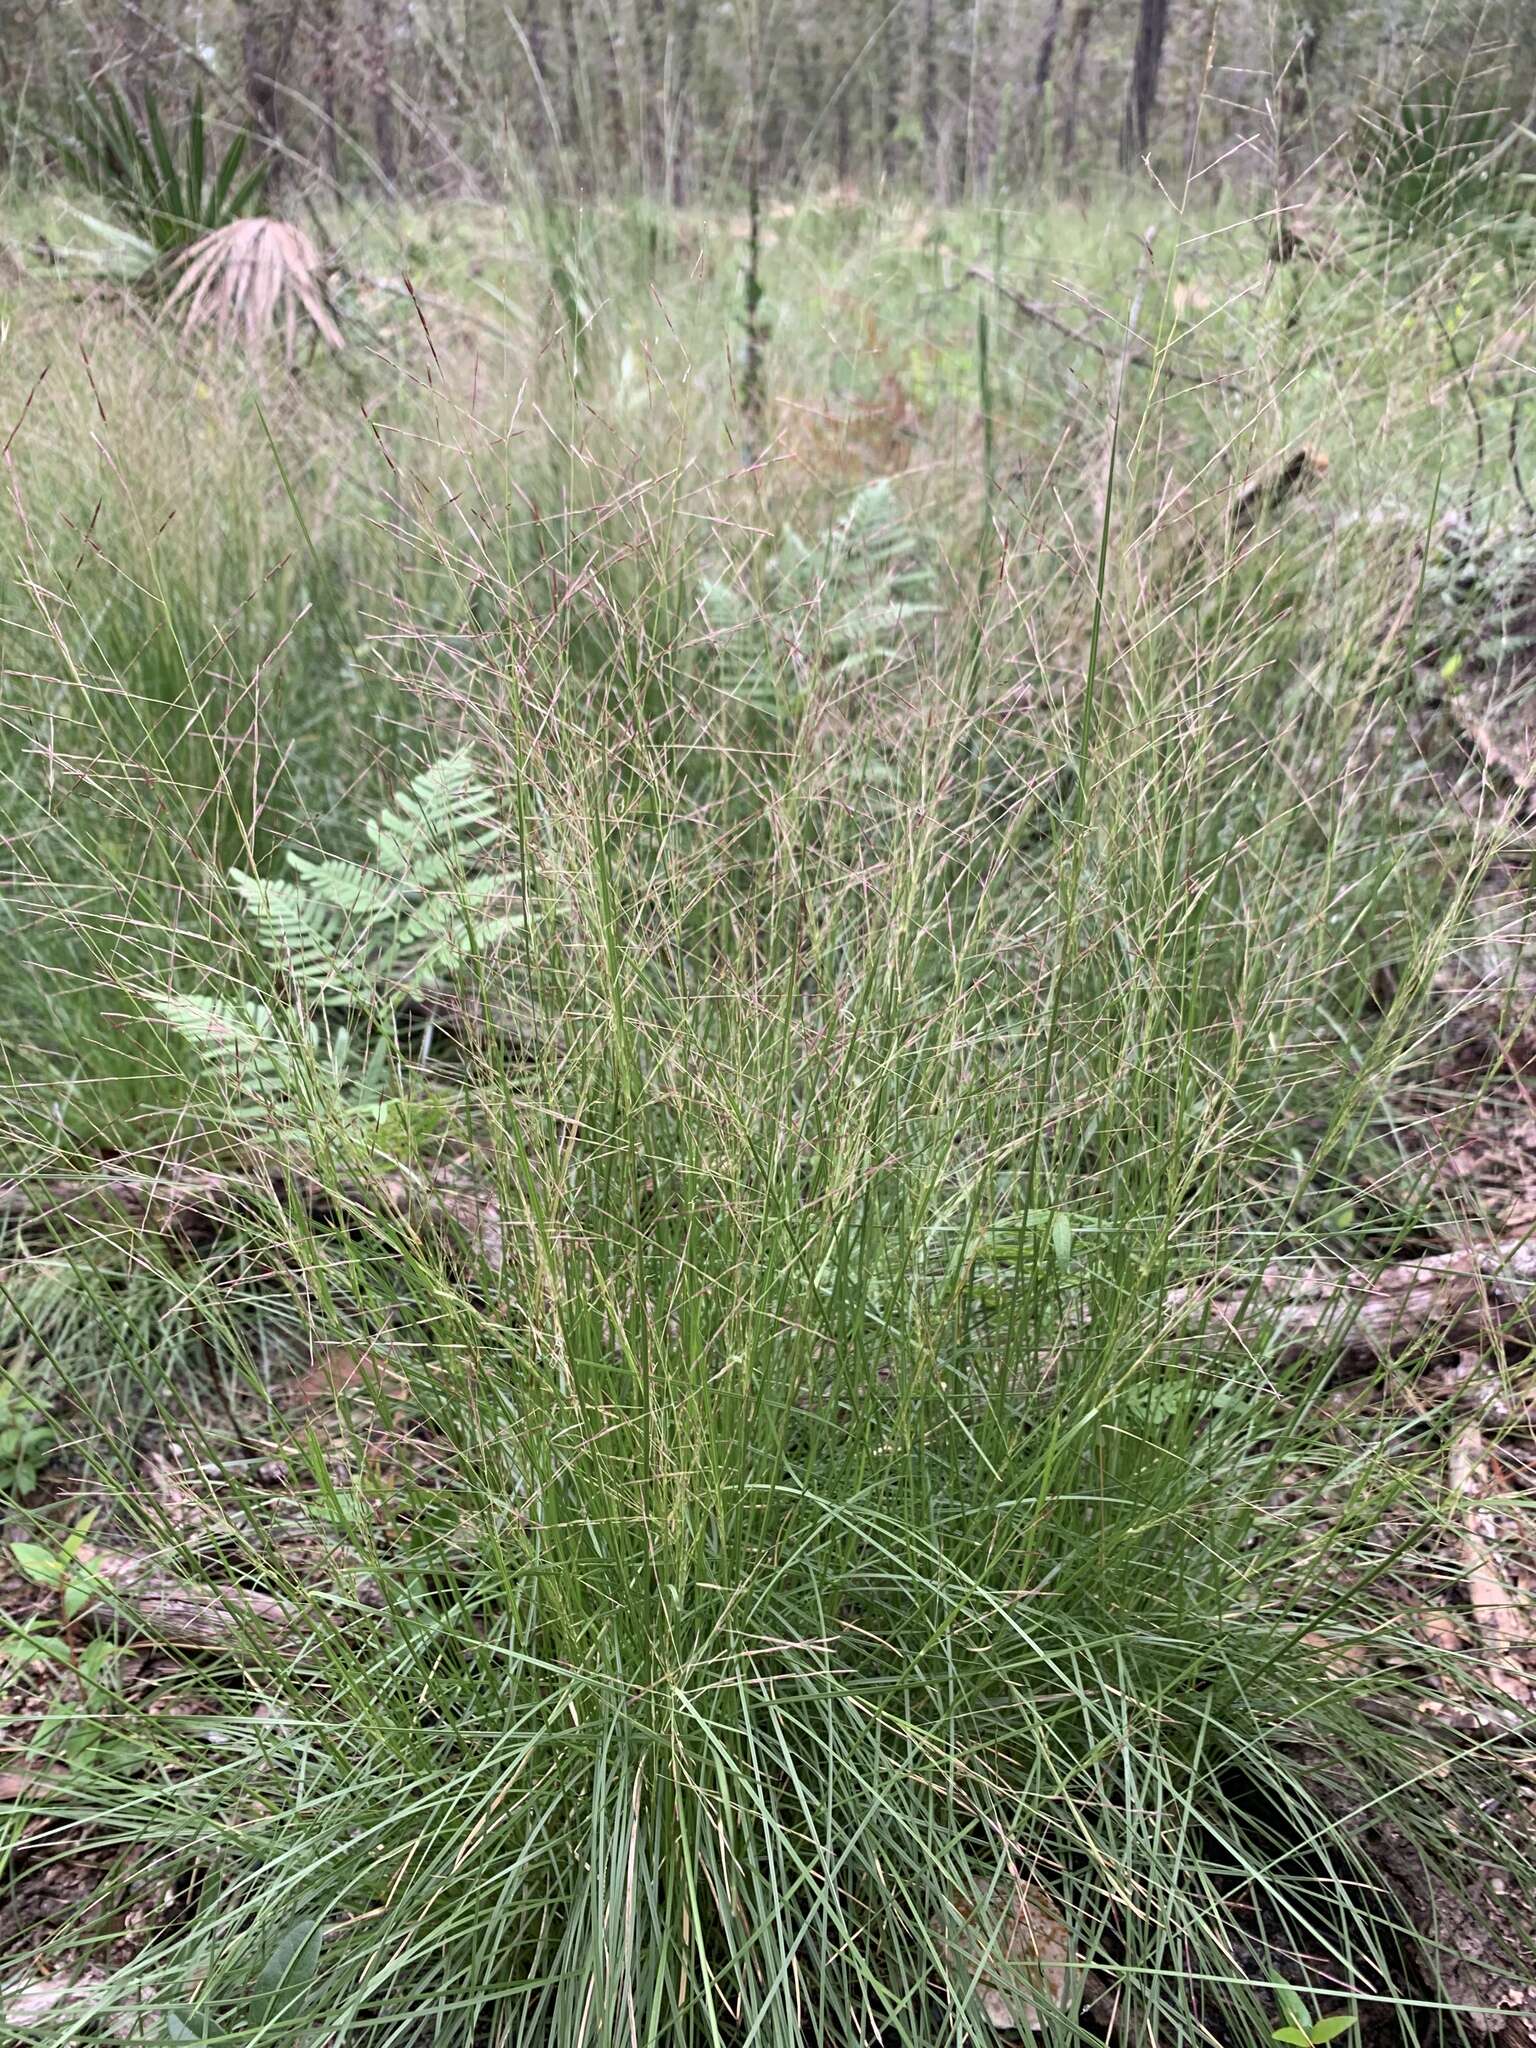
[[2, 134, 1536, 2048]]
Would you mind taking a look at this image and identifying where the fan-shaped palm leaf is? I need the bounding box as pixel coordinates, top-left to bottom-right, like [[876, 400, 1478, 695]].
[[166, 218, 343, 365]]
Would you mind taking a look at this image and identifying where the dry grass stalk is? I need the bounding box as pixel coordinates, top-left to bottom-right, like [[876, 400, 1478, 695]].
[[166, 218, 342, 366]]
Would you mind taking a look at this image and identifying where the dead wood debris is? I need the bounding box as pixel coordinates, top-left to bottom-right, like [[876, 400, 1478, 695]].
[[1447, 1422, 1535, 1707], [0, 1764, 66, 1802], [1230, 444, 1330, 532], [1, 1972, 107, 2028], [69, 1543, 297, 1653], [1172, 1235, 1536, 1366], [0, 1165, 282, 1242], [0, 1972, 158, 2040], [933, 1872, 1079, 2032]]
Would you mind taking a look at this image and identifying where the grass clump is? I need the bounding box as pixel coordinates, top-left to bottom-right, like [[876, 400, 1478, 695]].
[[0, 176, 1533, 2048]]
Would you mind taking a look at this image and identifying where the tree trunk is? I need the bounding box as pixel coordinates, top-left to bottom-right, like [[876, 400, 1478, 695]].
[[1034, 0, 1065, 92], [1181, 0, 1220, 185], [315, 0, 342, 189], [960, 0, 980, 198], [921, 0, 938, 170], [670, 0, 700, 201], [1026, 0, 1066, 169], [882, 0, 907, 181], [1278, 10, 1323, 188], [741, 17, 766, 454], [639, 0, 667, 192], [1059, 0, 1095, 166], [794, 24, 822, 167], [561, 0, 584, 158], [526, 0, 549, 154], [1119, 0, 1169, 171], [366, 0, 399, 189], [119, 0, 155, 98], [238, 1, 293, 155]]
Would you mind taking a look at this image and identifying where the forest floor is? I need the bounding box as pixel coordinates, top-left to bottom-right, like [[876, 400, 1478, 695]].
[[1, 181, 1535, 2046]]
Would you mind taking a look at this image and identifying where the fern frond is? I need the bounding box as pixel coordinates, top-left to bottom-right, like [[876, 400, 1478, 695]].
[[365, 751, 502, 877], [701, 480, 936, 701], [154, 993, 334, 1108], [393, 871, 517, 949], [283, 854, 404, 926], [409, 910, 528, 987], [154, 754, 526, 1150], [230, 871, 356, 1000]]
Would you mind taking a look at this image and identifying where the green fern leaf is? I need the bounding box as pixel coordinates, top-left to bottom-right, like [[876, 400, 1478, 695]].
[[365, 751, 502, 876]]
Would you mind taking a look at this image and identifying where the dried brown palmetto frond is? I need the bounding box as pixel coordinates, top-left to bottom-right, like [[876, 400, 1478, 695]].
[[166, 217, 342, 366]]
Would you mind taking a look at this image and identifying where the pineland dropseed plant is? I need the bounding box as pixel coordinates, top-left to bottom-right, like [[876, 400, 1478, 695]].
[[2, 75, 1535, 2048]]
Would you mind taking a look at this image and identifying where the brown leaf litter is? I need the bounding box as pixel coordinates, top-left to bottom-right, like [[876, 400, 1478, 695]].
[[934, 1871, 1080, 2032]]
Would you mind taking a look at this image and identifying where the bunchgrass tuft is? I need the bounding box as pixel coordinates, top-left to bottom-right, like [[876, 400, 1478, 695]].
[[1, 173, 1532, 2047]]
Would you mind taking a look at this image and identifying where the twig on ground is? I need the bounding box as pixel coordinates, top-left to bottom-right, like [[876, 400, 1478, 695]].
[[963, 267, 1245, 392], [1447, 1423, 1533, 1705]]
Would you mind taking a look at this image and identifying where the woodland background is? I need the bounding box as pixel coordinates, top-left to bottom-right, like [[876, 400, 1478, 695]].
[[4, 0, 1531, 203]]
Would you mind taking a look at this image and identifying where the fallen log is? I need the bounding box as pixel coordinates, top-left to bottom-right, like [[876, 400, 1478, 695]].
[[1, 1156, 502, 1271], [72, 1544, 298, 1653], [1172, 1236, 1536, 1366], [1, 1975, 108, 2029], [0, 1165, 317, 1245]]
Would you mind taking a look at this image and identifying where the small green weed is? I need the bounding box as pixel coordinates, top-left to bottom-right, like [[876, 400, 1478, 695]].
[[1272, 1987, 1358, 2048]]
